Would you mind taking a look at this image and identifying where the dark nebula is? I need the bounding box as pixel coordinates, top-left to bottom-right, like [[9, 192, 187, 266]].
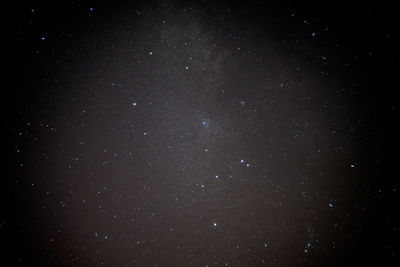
[[3, 1, 399, 266]]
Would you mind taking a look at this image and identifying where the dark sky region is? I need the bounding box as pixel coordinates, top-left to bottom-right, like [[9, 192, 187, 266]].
[[2, 1, 400, 266]]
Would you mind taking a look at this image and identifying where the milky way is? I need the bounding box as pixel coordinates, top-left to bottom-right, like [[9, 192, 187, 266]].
[[4, 1, 399, 266]]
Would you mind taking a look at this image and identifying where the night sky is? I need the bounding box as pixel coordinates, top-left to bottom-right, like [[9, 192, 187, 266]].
[[3, 1, 400, 266]]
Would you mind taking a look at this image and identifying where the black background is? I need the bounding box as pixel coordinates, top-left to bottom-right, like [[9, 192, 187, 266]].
[[2, 1, 399, 266]]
